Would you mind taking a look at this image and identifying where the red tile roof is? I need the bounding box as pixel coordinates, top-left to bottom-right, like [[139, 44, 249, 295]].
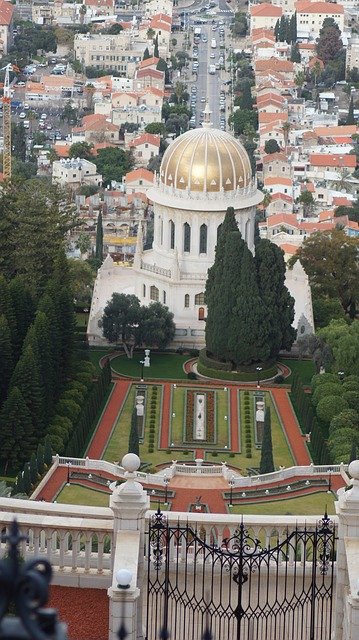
[[139, 57, 160, 69], [0, 0, 13, 26], [255, 58, 294, 73], [129, 133, 160, 148], [251, 3, 282, 16], [332, 196, 353, 206], [264, 176, 292, 186], [309, 153, 356, 168], [125, 168, 154, 182], [262, 152, 288, 163], [296, 0, 344, 13]]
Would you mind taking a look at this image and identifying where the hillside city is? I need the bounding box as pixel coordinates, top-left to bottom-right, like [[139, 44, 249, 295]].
[[0, 0, 358, 637]]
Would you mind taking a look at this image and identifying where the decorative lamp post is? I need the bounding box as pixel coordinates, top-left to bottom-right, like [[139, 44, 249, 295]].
[[66, 461, 71, 486], [338, 371, 345, 383], [256, 366, 263, 388], [229, 475, 235, 508], [164, 475, 169, 506], [140, 359, 145, 382]]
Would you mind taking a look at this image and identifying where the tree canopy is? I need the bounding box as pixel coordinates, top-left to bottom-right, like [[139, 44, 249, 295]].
[[93, 147, 133, 186], [288, 229, 359, 317], [100, 294, 175, 357], [316, 17, 343, 65]]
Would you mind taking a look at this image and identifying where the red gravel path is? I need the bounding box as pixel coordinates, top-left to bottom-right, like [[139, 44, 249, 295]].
[[169, 487, 227, 513], [160, 383, 171, 448], [229, 387, 240, 452], [49, 586, 108, 640], [195, 449, 205, 458], [271, 388, 311, 466], [86, 381, 131, 459]]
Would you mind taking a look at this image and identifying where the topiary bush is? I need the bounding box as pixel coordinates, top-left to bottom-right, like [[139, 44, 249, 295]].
[[312, 383, 342, 407], [316, 396, 349, 424], [311, 373, 339, 389]]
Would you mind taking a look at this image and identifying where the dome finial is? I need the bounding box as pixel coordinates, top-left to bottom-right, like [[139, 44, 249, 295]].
[[202, 100, 212, 129]]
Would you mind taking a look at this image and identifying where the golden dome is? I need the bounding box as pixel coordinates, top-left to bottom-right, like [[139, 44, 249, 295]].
[[160, 116, 252, 194]]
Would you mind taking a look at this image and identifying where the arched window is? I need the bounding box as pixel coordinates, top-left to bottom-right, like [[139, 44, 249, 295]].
[[184, 294, 190, 308], [183, 222, 191, 252], [169, 220, 175, 249], [143, 284, 146, 297], [198, 307, 205, 320], [199, 223, 207, 254], [163, 291, 166, 304], [150, 286, 159, 301], [195, 292, 205, 305]]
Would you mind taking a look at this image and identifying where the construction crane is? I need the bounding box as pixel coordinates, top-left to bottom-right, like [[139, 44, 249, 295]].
[[2, 63, 19, 180]]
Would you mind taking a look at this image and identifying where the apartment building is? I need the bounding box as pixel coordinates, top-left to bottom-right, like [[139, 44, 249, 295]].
[[0, 0, 13, 56], [74, 33, 144, 74], [296, 1, 345, 36]]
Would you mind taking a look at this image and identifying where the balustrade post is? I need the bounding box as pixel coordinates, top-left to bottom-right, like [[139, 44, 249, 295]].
[[108, 453, 149, 640], [335, 460, 359, 640]]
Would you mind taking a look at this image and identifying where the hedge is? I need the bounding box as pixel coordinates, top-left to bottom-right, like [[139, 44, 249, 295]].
[[197, 362, 277, 382]]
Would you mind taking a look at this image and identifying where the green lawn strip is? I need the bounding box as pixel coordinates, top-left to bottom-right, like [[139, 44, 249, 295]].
[[84, 382, 115, 456], [230, 491, 335, 516], [88, 348, 113, 374], [215, 389, 230, 447], [110, 353, 190, 380], [281, 358, 315, 387], [102, 385, 136, 463], [76, 313, 89, 328], [267, 392, 295, 468], [57, 484, 109, 507], [142, 384, 164, 466], [170, 387, 185, 446]]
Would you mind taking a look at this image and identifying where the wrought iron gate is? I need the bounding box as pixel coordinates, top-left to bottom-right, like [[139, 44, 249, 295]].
[[145, 510, 336, 640]]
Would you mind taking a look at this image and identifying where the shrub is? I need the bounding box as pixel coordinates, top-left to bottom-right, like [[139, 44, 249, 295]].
[[74, 372, 93, 387], [343, 390, 359, 410], [183, 450, 189, 455], [229, 452, 235, 458], [148, 445, 154, 453], [343, 381, 359, 392], [47, 434, 65, 454], [316, 396, 349, 424], [312, 383, 342, 407], [329, 409, 359, 434], [273, 374, 284, 384], [61, 388, 85, 405], [212, 451, 218, 457], [69, 381, 88, 396], [198, 348, 232, 371], [189, 349, 199, 357], [311, 373, 339, 389], [187, 372, 197, 380], [56, 399, 82, 421]]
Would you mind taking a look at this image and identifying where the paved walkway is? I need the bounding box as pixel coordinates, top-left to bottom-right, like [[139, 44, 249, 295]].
[[271, 388, 311, 466], [49, 586, 108, 640], [86, 380, 131, 459]]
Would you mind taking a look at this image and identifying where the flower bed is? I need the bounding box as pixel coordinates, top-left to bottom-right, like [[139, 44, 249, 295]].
[[184, 390, 215, 443]]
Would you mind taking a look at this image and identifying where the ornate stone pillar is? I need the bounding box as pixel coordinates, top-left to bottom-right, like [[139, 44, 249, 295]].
[[108, 454, 150, 640], [335, 460, 359, 640]]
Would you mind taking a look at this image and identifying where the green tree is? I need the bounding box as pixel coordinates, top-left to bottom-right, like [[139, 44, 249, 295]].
[[69, 141, 94, 160], [10, 344, 45, 436], [230, 109, 258, 136], [22, 463, 32, 494], [317, 395, 349, 424], [27, 311, 56, 418], [0, 315, 13, 405], [8, 276, 36, 359], [95, 211, 103, 263], [0, 275, 16, 350], [11, 122, 26, 162], [316, 17, 343, 65], [264, 139, 280, 155], [29, 452, 38, 485], [143, 46, 150, 60], [0, 179, 79, 295], [255, 239, 296, 358], [37, 443, 45, 475], [37, 294, 61, 398], [68, 258, 95, 305], [205, 207, 239, 359], [128, 407, 139, 455], [297, 189, 314, 216], [154, 34, 159, 58], [94, 147, 133, 186], [145, 122, 165, 135], [137, 302, 175, 350], [108, 23, 123, 34], [0, 387, 34, 472], [61, 100, 78, 124], [229, 245, 270, 365], [44, 435, 53, 466], [76, 232, 92, 257], [312, 295, 345, 328], [346, 96, 355, 125], [295, 71, 306, 97], [289, 229, 359, 317], [238, 82, 253, 110], [319, 319, 359, 376], [259, 407, 274, 474]]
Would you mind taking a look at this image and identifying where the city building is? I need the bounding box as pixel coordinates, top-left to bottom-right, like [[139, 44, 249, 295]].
[[296, 0, 345, 37], [0, 0, 13, 56], [52, 158, 102, 188], [74, 32, 144, 75], [250, 3, 283, 33]]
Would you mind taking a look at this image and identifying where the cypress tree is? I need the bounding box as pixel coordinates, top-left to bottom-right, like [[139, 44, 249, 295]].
[[44, 435, 53, 466], [95, 212, 104, 263], [37, 443, 45, 475], [259, 407, 275, 474], [219, 230, 246, 362], [128, 408, 140, 456], [23, 464, 32, 494], [346, 96, 355, 125], [0, 275, 17, 352], [291, 12, 297, 42], [13, 472, 25, 495], [229, 246, 270, 366], [154, 34, 159, 58], [143, 46, 150, 60], [290, 43, 301, 63], [239, 83, 253, 110], [205, 207, 238, 359], [29, 452, 38, 485], [0, 387, 35, 472], [10, 344, 46, 437], [278, 15, 287, 42], [8, 276, 36, 359], [255, 239, 296, 358], [0, 314, 13, 406], [28, 312, 56, 418], [37, 294, 62, 399], [350, 442, 357, 463], [274, 19, 280, 41]]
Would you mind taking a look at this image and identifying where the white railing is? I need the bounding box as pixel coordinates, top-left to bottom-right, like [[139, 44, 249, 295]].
[[173, 463, 225, 475], [226, 464, 349, 487], [140, 260, 171, 278], [55, 456, 169, 486], [0, 499, 113, 586]]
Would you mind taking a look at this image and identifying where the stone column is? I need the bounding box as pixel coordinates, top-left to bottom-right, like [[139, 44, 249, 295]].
[[335, 460, 359, 640], [108, 453, 150, 640]]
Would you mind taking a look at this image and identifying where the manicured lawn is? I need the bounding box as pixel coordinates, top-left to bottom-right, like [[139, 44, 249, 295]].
[[170, 387, 230, 449], [89, 348, 113, 374], [110, 353, 190, 380], [230, 491, 335, 516], [281, 359, 315, 387], [76, 313, 89, 328], [57, 484, 109, 507]]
